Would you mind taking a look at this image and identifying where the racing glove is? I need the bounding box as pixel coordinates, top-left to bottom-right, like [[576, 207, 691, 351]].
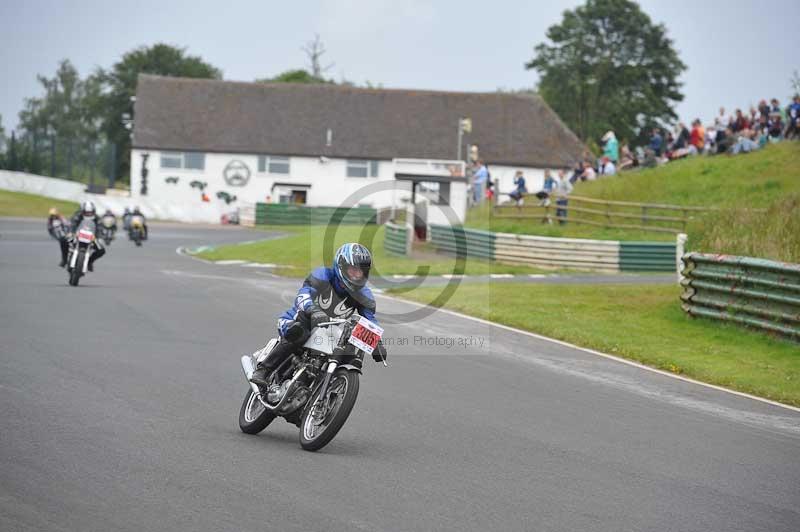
[[307, 306, 329, 329]]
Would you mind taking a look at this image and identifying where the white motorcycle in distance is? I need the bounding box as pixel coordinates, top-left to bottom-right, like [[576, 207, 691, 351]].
[[99, 214, 116, 246], [67, 219, 96, 286], [239, 315, 386, 451]]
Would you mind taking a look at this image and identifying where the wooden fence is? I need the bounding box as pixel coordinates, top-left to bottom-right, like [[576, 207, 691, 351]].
[[492, 194, 718, 234]]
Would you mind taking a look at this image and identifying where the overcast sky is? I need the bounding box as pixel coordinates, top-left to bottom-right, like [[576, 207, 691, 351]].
[[2, 0, 798, 136]]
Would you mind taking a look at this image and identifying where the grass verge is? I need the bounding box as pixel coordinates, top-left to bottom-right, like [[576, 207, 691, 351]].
[[195, 225, 547, 277], [0, 189, 78, 218], [389, 282, 800, 407]]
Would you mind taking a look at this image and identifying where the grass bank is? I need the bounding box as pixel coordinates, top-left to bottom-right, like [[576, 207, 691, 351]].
[[470, 142, 800, 259], [0, 189, 78, 218], [195, 225, 546, 277], [390, 282, 800, 407]]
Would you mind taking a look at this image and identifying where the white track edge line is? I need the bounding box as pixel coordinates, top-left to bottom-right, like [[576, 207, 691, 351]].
[[376, 292, 800, 414]]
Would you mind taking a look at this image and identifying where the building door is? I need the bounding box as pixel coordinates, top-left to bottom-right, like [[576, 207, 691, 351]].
[[291, 190, 307, 204]]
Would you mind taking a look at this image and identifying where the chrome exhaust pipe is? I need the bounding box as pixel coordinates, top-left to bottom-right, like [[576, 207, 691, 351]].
[[240, 355, 261, 396]]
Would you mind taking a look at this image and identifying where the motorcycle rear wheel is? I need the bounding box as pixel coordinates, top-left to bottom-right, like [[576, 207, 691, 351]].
[[299, 369, 359, 452], [238, 389, 276, 434]]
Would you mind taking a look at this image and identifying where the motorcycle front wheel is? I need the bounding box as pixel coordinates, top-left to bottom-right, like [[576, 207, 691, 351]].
[[68, 250, 84, 286], [299, 369, 359, 452], [238, 389, 276, 434]]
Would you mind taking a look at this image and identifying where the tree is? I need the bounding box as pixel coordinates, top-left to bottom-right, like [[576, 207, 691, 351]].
[[93, 43, 222, 181], [526, 0, 686, 145], [302, 34, 334, 79], [256, 69, 333, 84], [0, 113, 5, 153]]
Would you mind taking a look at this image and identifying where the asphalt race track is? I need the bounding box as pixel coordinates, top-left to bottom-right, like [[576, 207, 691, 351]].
[[1, 217, 799, 532]]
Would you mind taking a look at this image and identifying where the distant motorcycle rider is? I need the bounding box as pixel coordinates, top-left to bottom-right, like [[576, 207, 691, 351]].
[[101, 209, 117, 232], [130, 206, 148, 239], [249, 243, 387, 390], [70, 201, 106, 271], [47, 207, 70, 267], [122, 207, 132, 231]]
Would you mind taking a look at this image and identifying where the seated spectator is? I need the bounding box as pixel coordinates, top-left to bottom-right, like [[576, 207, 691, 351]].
[[508, 170, 527, 204], [535, 169, 557, 206], [581, 161, 597, 181], [671, 122, 690, 151], [649, 128, 663, 157], [705, 125, 717, 153], [618, 144, 636, 170], [716, 127, 735, 153], [731, 130, 760, 154], [768, 114, 783, 140], [641, 147, 658, 168], [600, 156, 616, 175], [485, 179, 495, 202]]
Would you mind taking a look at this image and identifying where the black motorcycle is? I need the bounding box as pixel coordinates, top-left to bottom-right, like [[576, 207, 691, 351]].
[[128, 215, 145, 247], [99, 215, 116, 246], [67, 219, 96, 286], [239, 315, 386, 451]]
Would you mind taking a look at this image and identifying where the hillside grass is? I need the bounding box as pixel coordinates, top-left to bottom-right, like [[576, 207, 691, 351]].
[[0, 189, 78, 218], [470, 142, 800, 259], [390, 282, 800, 407], [195, 225, 547, 277]]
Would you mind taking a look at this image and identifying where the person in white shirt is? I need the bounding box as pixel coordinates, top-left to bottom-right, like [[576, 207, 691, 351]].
[[581, 162, 597, 181], [600, 156, 616, 176], [554, 170, 573, 225]]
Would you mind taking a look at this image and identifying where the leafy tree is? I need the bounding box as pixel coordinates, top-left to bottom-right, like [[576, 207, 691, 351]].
[[526, 0, 686, 145], [93, 43, 222, 181], [257, 69, 332, 84]]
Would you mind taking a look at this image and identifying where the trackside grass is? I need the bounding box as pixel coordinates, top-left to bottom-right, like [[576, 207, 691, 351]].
[[389, 282, 800, 407], [0, 189, 78, 218], [195, 225, 547, 277]]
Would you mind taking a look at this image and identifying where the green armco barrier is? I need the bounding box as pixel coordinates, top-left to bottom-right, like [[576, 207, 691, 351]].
[[255, 203, 377, 225], [429, 224, 495, 260], [619, 242, 677, 272], [681, 253, 800, 340], [384, 223, 409, 256]]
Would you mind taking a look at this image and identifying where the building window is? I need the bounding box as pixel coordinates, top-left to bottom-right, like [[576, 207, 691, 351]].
[[347, 159, 379, 178], [160, 151, 205, 170], [258, 155, 290, 174], [418, 181, 450, 205]]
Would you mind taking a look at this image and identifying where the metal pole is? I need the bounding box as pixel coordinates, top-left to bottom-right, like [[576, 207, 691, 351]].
[[50, 135, 56, 176], [108, 143, 117, 189], [457, 119, 463, 161]]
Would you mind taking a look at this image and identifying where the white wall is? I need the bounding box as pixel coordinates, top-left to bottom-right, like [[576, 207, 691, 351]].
[[488, 164, 549, 198], [130, 149, 469, 223]]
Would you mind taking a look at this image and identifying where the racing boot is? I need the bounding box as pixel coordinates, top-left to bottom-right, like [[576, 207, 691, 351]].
[[87, 247, 106, 272], [249, 339, 296, 390]]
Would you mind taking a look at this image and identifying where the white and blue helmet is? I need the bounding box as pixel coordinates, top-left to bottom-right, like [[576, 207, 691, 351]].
[[333, 243, 372, 295]]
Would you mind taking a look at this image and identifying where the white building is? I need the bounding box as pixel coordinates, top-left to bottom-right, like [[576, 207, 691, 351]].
[[130, 75, 585, 226]]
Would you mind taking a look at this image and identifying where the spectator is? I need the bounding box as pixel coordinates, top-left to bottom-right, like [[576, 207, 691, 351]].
[[649, 128, 663, 157], [717, 127, 735, 153], [600, 156, 616, 175], [618, 144, 636, 170], [733, 109, 750, 132], [689, 119, 705, 154], [601, 131, 619, 163], [672, 122, 690, 150], [768, 114, 783, 140], [569, 161, 583, 184], [758, 99, 770, 120], [536, 169, 557, 206], [718, 107, 732, 129], [731, 130, 760, 154], [485, 179, 495, 203], [509, 170, 527, 205], [472, 159, 488, 204], [581, 161, 597, 181], [641, 147, 658, 168], [554, 169, 573, 225], [785, 95, 800, 139]]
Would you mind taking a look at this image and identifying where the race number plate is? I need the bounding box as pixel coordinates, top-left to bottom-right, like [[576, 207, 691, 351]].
[[77, 230, 94, 242], [348, 316, 384, 355]]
